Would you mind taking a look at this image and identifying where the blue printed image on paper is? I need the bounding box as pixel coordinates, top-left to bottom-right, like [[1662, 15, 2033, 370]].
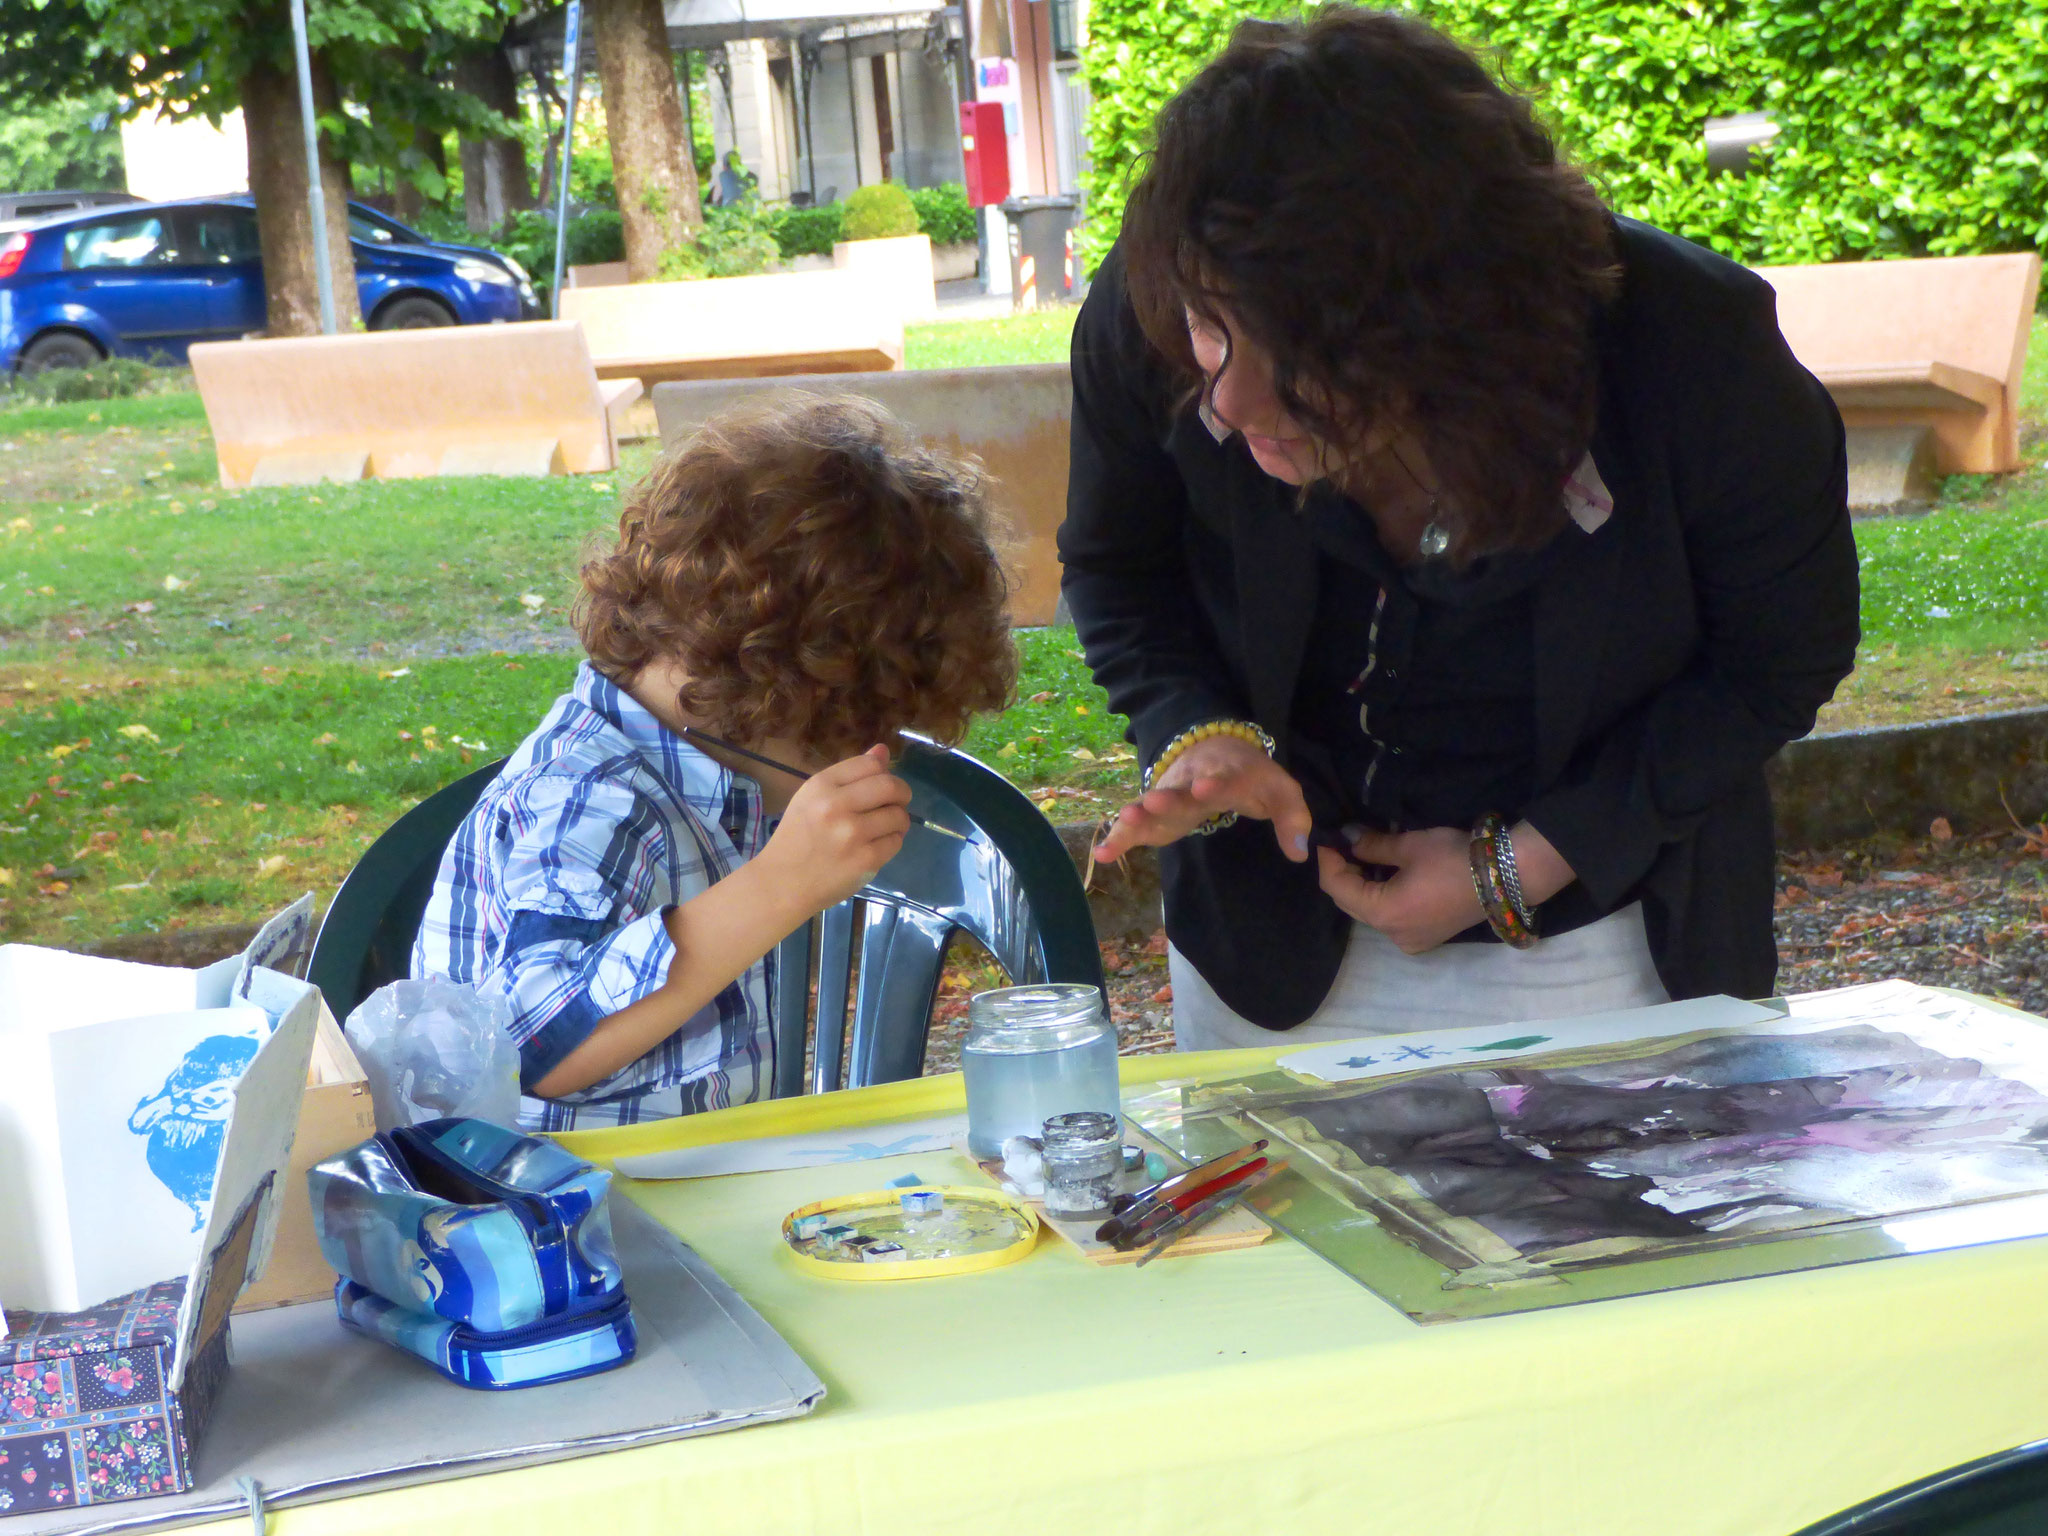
[[127, 1034, 258, 1230]]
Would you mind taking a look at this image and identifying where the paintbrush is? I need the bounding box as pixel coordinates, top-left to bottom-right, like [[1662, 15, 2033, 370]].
[[1103, 1139, 1269, 1228], [1132, 1163, 1286, 1268], [675, 725, 970, 842], [1103, 1153, 1275, 1250]]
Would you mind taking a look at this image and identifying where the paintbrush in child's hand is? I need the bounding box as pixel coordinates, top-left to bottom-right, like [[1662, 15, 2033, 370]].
[[675, 725, 969, 842]]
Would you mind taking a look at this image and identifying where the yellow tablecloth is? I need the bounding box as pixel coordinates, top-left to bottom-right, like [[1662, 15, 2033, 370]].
[[239, 1048, 2048, 1536]]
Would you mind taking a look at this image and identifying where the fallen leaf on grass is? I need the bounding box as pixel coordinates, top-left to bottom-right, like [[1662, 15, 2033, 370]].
[[161, 574, 187, 591], [379, 667, 412, 680], [45, 738, 89, 761], [995, 741, 1020, 759], [254, 855, 288, 878], [124, 599, 156, 615], [0, 867, 12, 887], [110, 880, 153, 893], [1070, 746, 1097, 761], [314, 732, 338, 746], [1150, 984, 1173, 1005], [118, 772, 146, 784], [1027, 691, 1055, 704], [116, 723, 159, 743], [38, 881, 69, 897], [1931, 816, 1955, 843], [519, 593, 547, 614]]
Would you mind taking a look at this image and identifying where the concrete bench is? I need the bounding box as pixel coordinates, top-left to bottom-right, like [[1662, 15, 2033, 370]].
[[559, 268, 905, 391], [189, 321, 639, 487], [1757, 253, 2041, 506], [652, 365, 1069, 626], [566, 261, 631, 289]]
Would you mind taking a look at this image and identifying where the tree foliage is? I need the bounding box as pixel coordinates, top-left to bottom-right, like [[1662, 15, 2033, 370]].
[[1079, 0, 2048, 270], [0, 91, 124, 192]]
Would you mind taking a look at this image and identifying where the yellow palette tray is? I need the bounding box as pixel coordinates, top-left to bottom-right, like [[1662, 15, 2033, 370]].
[[781, 1186, 1040, 1281]]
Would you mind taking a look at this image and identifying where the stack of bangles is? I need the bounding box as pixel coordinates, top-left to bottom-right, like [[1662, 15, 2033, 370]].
[[1469, 813, 1539, 949], [1142, 718, 1278, 833]]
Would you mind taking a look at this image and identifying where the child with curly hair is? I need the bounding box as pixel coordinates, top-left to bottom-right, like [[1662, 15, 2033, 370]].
[[415, 395, 1017, 1129]]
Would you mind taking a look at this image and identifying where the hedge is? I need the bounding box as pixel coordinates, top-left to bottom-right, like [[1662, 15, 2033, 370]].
[[1079, 0, 2048, 272], [771, 183, 978, 258]]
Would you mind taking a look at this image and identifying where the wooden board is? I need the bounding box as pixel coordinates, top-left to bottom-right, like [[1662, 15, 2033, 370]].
[[964, 1123, 1272, 1266]]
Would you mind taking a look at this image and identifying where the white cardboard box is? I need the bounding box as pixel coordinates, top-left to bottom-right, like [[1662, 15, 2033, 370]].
[[0, 933, 320, 1321]]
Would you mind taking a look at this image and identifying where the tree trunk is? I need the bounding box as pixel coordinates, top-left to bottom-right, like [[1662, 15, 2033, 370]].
[[243, 53, 362, 336], [456, 46, 536, 234], [392, 124, 446, 225], [589, 0, 703, 281]]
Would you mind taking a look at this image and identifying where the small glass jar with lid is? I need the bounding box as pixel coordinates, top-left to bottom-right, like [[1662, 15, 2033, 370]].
[[1040, 1111, 1123, 1217], [961, 983, 1118, 1157]]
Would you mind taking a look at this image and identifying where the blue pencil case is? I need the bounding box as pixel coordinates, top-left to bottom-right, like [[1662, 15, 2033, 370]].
[[334, 1281, 637, 1390], [310, 1117, 636, 1388]]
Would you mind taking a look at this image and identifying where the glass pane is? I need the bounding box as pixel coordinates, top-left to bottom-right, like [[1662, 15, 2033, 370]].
[[347, 214, 395, 245], [187, 208, 262, 265], [63, 214, 173, 270]]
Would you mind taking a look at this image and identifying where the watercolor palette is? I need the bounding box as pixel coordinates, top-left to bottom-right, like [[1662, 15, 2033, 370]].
[[781, 1186, 1039, 1281]]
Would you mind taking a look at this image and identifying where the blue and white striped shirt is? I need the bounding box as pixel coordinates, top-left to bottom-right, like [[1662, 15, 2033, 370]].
[[414, 663, 776, 1131]]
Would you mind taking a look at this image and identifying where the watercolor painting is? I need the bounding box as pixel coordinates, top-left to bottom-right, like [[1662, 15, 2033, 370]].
[[1250, 1023, 2048, 1275]]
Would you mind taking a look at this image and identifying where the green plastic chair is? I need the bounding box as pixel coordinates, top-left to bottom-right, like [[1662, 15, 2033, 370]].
[[1789, 1441, 2048, 1536], [306, 756, 508, 1026], [304, 741, 1106, 1098]]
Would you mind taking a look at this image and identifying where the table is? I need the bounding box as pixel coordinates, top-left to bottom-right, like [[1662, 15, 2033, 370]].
[[200, 1047, 2048, 1536]]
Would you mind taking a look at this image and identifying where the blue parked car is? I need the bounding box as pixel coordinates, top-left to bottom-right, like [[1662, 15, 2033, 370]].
[[0, 195, 542, 374]]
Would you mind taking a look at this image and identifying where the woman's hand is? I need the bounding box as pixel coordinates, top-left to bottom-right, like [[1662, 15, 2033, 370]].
[[1317, 821, 1577, 953], [1093, 733, 1313, 864], [757, 746, 913, 911], [1316, 827, 1481, 953]]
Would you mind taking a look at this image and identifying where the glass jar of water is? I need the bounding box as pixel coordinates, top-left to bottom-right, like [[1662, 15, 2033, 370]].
[[962, 984, 1119, 1158]]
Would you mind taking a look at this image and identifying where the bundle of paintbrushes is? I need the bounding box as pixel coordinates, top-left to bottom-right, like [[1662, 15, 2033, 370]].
[[1096, 1141, 1285, 1267]]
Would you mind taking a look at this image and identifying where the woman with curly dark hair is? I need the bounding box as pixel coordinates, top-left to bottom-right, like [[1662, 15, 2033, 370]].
[[1065, 8, 1860, 1046], [416, 394, 1017, 1127]]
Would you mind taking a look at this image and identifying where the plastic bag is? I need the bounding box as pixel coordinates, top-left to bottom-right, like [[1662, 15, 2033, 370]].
[[343, 977, 522, 1130]]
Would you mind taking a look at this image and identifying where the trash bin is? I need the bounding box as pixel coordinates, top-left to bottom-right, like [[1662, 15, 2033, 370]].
[[1000, 193, 1081, 310]]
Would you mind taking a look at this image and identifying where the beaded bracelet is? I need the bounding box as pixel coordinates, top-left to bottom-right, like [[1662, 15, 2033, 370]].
[[1143, 719, 1278, 835], [1469, 813, 1538, 949]]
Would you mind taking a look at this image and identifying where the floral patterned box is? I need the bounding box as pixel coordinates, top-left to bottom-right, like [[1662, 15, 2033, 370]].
[[0, 1278, 232, 1518]]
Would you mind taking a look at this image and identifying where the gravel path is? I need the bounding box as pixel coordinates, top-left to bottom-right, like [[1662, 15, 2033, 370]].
[[923, 830, 2048, 1071]]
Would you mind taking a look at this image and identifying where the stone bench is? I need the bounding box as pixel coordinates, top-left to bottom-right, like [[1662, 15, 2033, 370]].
[[559, 268, 905, 391], [1757, 253, 2042, 507], [652, 365, 1070, 626], [188, 321, 639, 487]]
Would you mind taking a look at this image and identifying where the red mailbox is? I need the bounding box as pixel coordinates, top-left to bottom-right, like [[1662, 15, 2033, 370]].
[[960, 101, 1011, 209]]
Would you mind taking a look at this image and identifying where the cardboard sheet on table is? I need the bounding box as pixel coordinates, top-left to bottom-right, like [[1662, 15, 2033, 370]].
[[7, 1197, 824, 1536], [616, 1112, 968, 1180]]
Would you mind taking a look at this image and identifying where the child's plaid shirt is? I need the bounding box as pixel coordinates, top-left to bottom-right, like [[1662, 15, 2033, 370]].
[[415, 663, 777, 1130]]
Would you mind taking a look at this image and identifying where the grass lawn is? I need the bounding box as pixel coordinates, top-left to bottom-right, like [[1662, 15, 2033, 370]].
[[2, 306, 2046, 949]]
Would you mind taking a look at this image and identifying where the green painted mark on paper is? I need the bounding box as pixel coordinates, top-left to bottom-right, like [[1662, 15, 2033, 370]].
[[1467, 1034, 1552, 1053]]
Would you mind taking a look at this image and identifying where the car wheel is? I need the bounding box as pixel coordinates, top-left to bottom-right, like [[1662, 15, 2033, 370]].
[[19, 331, 105, 375], [373, 295, 457, 330]]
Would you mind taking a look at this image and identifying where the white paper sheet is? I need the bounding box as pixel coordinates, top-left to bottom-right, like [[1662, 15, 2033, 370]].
[[1275, 995, 1788, 1083], [0, 916, 320, 1318], [616, 1113, 969, 1180]]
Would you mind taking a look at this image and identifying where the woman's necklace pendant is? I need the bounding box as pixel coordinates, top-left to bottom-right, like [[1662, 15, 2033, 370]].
[[1417, 519, 1451, 559]]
